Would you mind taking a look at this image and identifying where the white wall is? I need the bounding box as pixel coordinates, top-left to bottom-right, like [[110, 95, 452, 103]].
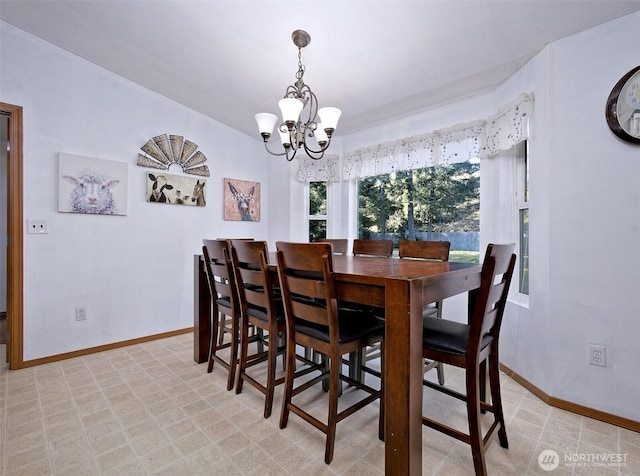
[[274, 12, 640, 422], [487, 11, 640, 423], [523, 12, 639, 421], [1, 22, 269, 360]]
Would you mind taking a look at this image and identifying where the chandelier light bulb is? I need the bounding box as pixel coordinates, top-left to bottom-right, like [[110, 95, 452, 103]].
[[317, 107, 342, 137], [314, 123, 329, 146], [278, 98, 304, 128], [277, 126, 291, 148], [255, 113, 278, 141]]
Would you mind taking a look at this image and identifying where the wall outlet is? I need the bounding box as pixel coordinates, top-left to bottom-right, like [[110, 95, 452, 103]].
[[75, 307, 87, 321], [589, 344, 606, 367], [27, 219, 49, 234]]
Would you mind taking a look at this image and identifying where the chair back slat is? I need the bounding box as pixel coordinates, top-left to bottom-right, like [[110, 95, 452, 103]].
[[280, 242, 330, 270], [243, 287, 268, 308], [399, 240, 450, 261], [237, 268, 263, 288], [314, 238, 348, 255], [487, 281, 506, 307], [482, 307, 499, 336], [291, 299, 331, 327], [286, 274, 326, 300], [353, 239, 393, 257]]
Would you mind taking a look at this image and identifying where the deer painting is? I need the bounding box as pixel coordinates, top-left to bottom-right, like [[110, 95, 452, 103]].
[[227, 182, 255, 221]]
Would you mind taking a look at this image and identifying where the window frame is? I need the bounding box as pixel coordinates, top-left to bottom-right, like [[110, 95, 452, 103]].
[[514, 140, 530, 302], [307, 181, 329, 242]]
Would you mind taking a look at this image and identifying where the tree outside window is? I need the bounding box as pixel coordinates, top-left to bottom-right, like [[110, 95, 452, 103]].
[[308, 181, 327, 242], [358, 162, 480, 262]]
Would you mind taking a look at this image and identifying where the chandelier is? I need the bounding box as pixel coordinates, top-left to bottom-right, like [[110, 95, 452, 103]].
[[255, 30, 341, 161]]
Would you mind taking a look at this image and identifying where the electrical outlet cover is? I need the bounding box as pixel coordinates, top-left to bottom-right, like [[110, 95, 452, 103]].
[[589, 344, 606, 367], [27, 219, 49, 234]]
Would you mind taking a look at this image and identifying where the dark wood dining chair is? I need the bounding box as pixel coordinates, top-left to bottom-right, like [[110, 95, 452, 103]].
[[214, 238, 254, 346], [307, 239, 348, 365], [399, 240, 451, 385], [421, 243, 516, 476], [276, 241, 385, 464], [348, 239, 393, 383], [202, 239, 242, 391], [352, 239, 393, 257], [230, 240, 286, 418], [314, 238, 348, 255]]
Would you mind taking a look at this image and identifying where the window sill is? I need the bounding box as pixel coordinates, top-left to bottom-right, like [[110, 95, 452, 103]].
[[508, 293, 529, 309]]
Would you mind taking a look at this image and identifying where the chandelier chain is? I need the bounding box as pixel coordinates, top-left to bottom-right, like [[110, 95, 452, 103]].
[[296, 48, 305, 82]]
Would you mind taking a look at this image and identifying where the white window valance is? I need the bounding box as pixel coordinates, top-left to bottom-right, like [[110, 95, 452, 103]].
[[343, 93, 533, 179], [295, 154, 340, 183]]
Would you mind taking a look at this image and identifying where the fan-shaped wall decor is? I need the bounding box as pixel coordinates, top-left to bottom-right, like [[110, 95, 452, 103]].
[[137, 134, 210, 177]]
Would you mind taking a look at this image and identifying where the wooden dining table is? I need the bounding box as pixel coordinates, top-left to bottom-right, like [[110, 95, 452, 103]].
[[193, 252, 482, 475]]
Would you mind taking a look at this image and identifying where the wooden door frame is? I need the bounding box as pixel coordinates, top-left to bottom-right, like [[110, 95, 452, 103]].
[[1, 102, 24, 369]]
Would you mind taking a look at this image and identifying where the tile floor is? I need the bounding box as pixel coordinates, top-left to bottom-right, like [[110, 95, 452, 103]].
[[0, 335, 638, 475]]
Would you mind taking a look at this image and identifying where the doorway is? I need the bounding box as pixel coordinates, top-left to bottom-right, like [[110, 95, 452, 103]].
[[1, 102, 24, 370], [1, 114, 7, 357]]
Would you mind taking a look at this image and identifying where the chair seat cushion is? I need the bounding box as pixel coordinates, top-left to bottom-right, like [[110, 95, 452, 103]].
[[294, 309, 384, 344], [422, 303, 438, 318], [215, 296, 232, 310], [423, 317, 493, 355]]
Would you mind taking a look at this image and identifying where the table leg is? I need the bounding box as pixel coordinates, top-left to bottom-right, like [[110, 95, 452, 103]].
[[194, 255, 211, 364], [384, 278, 423, 475]]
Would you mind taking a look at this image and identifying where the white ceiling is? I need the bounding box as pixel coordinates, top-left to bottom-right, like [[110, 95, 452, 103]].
[[2, 0, 640, 140]]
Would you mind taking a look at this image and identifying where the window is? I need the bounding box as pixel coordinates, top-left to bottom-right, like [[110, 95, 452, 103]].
[[516, 141, 529, 295], [357, 162, 480, 262], [308, 181, 327, 242], [485, 139, 529, 300], [519, 209, 529, 294]]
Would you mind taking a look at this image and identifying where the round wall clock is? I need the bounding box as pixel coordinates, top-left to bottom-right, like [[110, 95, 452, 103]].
[[605, 65, 640, 144]]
